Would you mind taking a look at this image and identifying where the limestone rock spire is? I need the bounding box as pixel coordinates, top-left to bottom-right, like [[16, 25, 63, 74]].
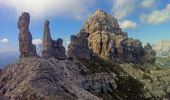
[[18, 12, 37, 58], [42, 20, 53, 57], [42, 20, 66, 59]]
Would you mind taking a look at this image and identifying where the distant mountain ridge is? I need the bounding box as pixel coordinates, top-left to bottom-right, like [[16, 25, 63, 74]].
[[153, 40, 170, 57], [0, 51, 19, 68], [0, 45, 43, 68]]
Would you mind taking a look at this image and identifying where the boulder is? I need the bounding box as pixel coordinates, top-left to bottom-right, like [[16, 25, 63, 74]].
[[18, 12, 37, 58]]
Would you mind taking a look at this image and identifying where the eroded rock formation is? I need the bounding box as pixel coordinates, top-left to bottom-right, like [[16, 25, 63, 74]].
[[42, 20, 66, 59], [68, 10, 156, 64], [68, 29, 90, 60], [42, 20, 53, 58], [18, 12, 37, 58]]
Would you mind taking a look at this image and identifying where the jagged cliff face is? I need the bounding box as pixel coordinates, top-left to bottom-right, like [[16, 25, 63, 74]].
[[18, 12, 37, 58], [68, 29, 90, 60], [68, 10, 156, 64]]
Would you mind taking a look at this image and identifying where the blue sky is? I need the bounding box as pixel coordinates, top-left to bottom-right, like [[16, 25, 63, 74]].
[[0, 0, 170, 52]]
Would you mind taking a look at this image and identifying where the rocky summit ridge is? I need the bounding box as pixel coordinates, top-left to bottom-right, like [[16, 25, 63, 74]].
[[0, 58, 118, 100], [0, 10, 169, 100]]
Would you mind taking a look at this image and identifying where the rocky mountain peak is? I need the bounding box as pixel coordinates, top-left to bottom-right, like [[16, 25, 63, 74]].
[[83, 10, 122, 35], [153, 40, 170, 57], [0, 11, 169, 100], [68, 10, 156, 64]]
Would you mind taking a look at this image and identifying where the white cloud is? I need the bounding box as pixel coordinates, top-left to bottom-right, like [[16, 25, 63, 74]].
[[0, 38, 9, 43], [120, 20, 137, 30], [66, 40, 70, 45], [32, 39, 42, 46], [140, 3, 170, 25], [111, 0, 136, 19], [0, 0, 96, 20], [141, 0, 157, 8]]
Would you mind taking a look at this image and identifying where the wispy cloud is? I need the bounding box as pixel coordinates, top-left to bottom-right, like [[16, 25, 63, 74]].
[[66, 40, 70, 45], [141, 0, 157, 8], [0, 38, 9, 43], [0, 0, 96, 20], [140, 3, 170, 25], [111, 0, 136, 19], [120, 20, 137, 30]]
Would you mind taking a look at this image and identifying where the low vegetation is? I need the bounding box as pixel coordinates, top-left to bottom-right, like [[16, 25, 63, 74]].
[[78, 57, 146, 100]]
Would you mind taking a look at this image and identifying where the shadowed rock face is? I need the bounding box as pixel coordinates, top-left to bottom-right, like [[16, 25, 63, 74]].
[[144, 43, 156, 63], [55, 38, 66, 56], [68, 10, 156, 64], [18, 12, 37, 58], [68, 29, 90, 60], [42, 20, 66, 59]]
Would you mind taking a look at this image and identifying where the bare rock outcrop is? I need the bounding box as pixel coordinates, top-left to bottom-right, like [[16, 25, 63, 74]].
[[144, 43, 156, 63], [68, 10, 156, 64], [67, 29, 90, 60], [42, 20, 66, 59], [18, 12, 37, 58], [0, 58, 117, 100]]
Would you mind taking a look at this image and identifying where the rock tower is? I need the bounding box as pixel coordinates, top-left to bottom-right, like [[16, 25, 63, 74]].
[[42, 20, 66, 59], [18, 12, 37, 58]]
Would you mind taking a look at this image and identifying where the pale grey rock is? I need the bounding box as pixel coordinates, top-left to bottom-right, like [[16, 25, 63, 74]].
[[153, 40, 170, 57], [0, 58, 117, 100], [68, 10, 155, 64]]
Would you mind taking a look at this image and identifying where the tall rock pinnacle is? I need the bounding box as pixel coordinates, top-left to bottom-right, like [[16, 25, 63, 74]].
[[18, 12, 37, 58], [42, 20, 53, 57], [42, 20, 66, 59]]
